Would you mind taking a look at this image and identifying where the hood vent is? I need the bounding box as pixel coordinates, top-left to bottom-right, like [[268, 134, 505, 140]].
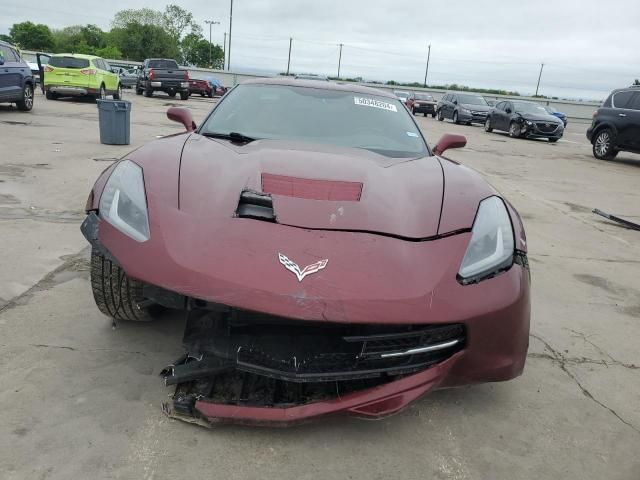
[[236, 190, 275, 221], [262, 173, 363, 201]]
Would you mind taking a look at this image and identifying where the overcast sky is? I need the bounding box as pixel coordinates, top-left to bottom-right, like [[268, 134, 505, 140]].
[[2, 0, 638, 99]]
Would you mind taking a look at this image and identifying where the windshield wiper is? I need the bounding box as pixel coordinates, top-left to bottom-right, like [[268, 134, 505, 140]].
[[202, 131, 258, 144]]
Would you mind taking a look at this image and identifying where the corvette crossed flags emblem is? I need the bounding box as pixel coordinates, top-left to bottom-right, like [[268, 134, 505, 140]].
[[278, 253, 328, 282]]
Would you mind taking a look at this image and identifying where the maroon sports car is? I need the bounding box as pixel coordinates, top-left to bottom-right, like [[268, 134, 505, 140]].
[[81, 78, 530, 426]]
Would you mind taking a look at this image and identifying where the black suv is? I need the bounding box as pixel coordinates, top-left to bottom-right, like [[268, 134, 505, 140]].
[[0, 40, 35, 111], [587, 86, 640, 160]]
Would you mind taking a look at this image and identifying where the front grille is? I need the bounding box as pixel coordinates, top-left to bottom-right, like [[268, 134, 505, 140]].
[[535, 122, 559, 133], [164, 308, 466, 409]]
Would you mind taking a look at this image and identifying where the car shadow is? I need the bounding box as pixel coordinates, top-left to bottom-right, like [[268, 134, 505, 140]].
[[608, 155, 640, 168]]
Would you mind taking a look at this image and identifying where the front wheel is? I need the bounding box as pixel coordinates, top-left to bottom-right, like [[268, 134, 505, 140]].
[[453, 111, 459, 124], [98, 84, 106, 100], [437, 109, 444, 121], [508, 121, 521, 138], [431, 112, 436, 118], [592, 129, 618, 160], [90, 250, 162, 322], [113, 83, 122, 100], [548, 138, 559, 143], [484, 117, 493, 132], [180, 91, 189, 100], [17, 83, 34, 111]]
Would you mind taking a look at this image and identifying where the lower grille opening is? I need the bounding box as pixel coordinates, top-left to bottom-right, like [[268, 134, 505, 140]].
[[163, 308, 465, 410]]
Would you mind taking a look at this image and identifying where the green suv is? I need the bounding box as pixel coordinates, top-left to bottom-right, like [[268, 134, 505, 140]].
[[44, 54, 121, 100]]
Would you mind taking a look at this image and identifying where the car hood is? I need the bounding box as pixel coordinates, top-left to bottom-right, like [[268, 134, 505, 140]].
[[461, 104, 491, 112], [518, 112, 563, 124], [177, 136, 444, 239]]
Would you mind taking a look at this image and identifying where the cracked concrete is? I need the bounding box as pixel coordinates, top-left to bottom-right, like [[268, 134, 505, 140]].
[[1, 90, 639, 479]]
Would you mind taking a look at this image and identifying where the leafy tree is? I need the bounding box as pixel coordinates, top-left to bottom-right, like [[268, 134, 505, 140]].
[[634, 79, 640, 86], [9, 22, 54, 50], [52, 24, 107, 54], [95, 45, 122, 60], [112, 8, 164, 28], [181, 33, 223, 67], [0, 34, 12, 43], [110, 22, 179, 61], [164, 4, 201, 41]]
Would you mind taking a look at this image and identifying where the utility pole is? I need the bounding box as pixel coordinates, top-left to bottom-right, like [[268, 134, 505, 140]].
[[286, 37, 292, 75], [337, 43, 343, 78], [204, 20, 220, 68], [535, 63, 545, 97], [227, 0, 234, 70], [423, 44, 431, 88], [223, 32, 227, 70]]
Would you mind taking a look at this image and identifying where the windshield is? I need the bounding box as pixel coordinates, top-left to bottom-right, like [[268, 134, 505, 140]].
[[200, 84, 428, 158], [394, 91, 409, 99], [457, 94, 488, 106], [543, 105, 557, 114], [49, 56, 90, 69], [415, 94, 434, 101], [513, 101, 550, 115]]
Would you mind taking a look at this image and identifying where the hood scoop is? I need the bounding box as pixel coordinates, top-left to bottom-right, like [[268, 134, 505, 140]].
[[235, 190, 275, 221], [262, 173, 362, 201]]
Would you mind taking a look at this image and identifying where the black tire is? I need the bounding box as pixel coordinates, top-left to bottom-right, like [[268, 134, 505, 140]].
[[431, 112, 436, 118], [437, 109, 444, 121], [592, 129, 618, 160], [17, 83, 34, 111], [453, 111, 459, 124], [200, 91, 206, 97], [90, 250, 161, 322], [508, 121, 521, 138], [136, 86, 143, 95], [180, 91, 189, 100], [548, 138, 559, 143], [113, 83, 122, 100], [484, 117, 493, 132], [168, 91, 177, 98], [98, 84, 106, 100], [143, 85, 153, 97], [208, 91, 213, 98]]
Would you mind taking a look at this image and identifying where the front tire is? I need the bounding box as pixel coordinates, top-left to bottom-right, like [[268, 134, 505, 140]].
[[484, 117, 493, 132], [548, 138, 559, 143], [180, 91, 189, 100], [509, 121, 521, 138], [453, 111, 459, 124], [90, 250, 161, 322], [98, 84, 106, 100], [592, 129, 618, 160], [437, 109, 444, 121], [113, 83, 122, 100], [17, 83, 34, 111]]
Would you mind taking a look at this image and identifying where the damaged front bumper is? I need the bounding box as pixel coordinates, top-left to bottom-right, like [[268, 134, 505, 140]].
[[161, 308, 466, 426]]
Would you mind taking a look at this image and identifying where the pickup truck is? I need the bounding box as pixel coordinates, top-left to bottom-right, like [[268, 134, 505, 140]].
[[136, 58, 189, 100]]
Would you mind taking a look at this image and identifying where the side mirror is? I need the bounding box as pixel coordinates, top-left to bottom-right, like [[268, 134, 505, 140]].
[[167, 107, 197, 132], [433, 133, 467, 156], [453, 100, 458, 105], [506, 108, 512, 114]]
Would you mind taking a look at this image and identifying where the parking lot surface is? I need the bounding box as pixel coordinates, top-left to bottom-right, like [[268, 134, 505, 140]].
[[1, 90, 639, 480]]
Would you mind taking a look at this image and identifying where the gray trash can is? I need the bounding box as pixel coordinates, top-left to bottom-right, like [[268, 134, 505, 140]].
[[97, 99, 131, 145]]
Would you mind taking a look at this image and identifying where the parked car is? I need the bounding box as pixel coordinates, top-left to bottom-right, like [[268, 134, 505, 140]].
[[136, 58, 189, 100], [393, 90, 411, 106], [486, 99, 499, 107], [118, 68, 139, 89], [485, 100, 564, 142], [206, 76, 227, 97], [81, 77, 530, 425], [0, 40, 35, 111], [543, 105, 568, 126], [437, 92, 492, 124], [587, 86, 640, 160], [21, 51, 49, 83], [409, 93, 437, 117], [189, 76, 227, 98], [43, 54, 121, 100]]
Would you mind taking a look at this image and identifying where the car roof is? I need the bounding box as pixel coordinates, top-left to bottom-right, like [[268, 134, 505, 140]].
[[241, 77, 397, 99], [51, 53, 97, 59]]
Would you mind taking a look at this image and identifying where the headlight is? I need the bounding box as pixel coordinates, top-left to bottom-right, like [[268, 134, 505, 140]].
[[99, 160, 150, 242], [460, 108, 471, 114], [458, 196, 514, 284], [525, 120, 533, 126]]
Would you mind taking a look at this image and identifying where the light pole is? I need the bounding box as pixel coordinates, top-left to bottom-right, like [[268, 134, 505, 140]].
[[286, 37, 292, 75], [204, 20, 220, 68], [423, 44, 431, 88], [223, 32, 227, 70], [535, 63, 545, 97], [337, 43, 343, 78], [227, 0, 234, 70]]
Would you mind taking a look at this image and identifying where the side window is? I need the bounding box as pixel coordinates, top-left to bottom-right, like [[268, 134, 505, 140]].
[[0, 45, 17, 62], [103, 60, 112, 72], [613, 90, 634, 109], [451, 95, 457, 103], [628, 93, 640, 111], [495, 102, 505, 110], [9, 47, 20, 62], [505, 102, 513, 112]]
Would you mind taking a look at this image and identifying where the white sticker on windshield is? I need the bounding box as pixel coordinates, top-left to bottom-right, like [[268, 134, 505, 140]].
[[354, 97, 398, 112], [406, 132, 419, 137]]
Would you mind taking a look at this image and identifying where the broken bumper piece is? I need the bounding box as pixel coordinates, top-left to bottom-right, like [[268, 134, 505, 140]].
[[161, 309, 466, 426]]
